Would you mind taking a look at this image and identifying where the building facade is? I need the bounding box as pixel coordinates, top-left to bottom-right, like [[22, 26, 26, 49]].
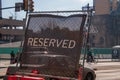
[[94, 0, 118, 15], [90, 0, 120, 48]]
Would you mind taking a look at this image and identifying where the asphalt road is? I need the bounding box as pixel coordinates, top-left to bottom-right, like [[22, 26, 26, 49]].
[[94, 62, 120, 80]]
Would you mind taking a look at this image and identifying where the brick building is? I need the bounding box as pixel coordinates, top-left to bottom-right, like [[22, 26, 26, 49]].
[[94, 0, 118, 15], [90, 0, 120, 48]]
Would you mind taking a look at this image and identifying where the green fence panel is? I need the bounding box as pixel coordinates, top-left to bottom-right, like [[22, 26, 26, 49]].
[[81, 48, 112, 54], [93, 48, 112, 54], [0, 47, 22, 54], [0, 47, 112, 55]]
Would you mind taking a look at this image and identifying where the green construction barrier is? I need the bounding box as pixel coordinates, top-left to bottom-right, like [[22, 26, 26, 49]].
[[0, 47, 22, 54], [0, 47, 112, 55], [81, 48, 112, 55], [93, 48, 112, 54]]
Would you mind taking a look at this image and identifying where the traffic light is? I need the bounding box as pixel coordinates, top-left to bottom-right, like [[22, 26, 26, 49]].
[[29, 0, 34, 12], [23, 0, 28, 11]]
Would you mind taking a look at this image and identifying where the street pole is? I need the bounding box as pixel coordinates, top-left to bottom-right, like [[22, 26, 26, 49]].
[[0, 7, 15, 10], [82, 3, 93, 80]]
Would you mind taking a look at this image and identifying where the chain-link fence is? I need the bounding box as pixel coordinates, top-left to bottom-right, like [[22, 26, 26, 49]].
[[19, 12, 87, 79]]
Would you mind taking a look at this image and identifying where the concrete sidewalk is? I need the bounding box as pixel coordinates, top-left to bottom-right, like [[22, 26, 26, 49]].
[[0, 60, 10, 78]]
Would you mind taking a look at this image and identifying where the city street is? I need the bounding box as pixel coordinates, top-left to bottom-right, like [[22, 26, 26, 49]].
[[1, 60, 120, 80], [0, 60, 9, 80], [0, 0, 120, 80], [94, 62, 120, 80], [96, 68, 120, 80]]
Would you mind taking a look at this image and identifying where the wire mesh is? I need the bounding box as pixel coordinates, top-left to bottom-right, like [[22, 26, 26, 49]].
[[20, 11, 87, 79]]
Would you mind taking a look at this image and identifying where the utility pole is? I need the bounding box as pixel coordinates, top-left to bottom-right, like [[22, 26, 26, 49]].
[[82, 3, 93, 80]]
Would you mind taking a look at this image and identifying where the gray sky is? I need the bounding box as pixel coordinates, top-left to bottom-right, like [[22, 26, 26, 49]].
[[2, 0, 93, 19]]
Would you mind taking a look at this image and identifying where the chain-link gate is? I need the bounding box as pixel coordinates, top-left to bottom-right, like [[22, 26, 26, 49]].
[[20, 11, 87, 79]]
